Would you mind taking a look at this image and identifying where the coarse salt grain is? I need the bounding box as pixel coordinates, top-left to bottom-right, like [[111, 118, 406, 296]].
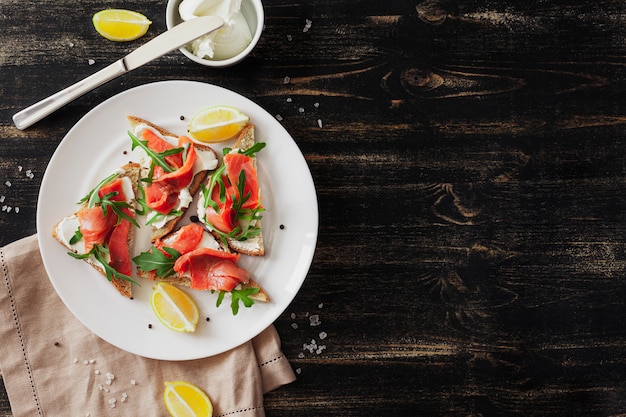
[[295, 367, 302, 374], [5, 181, 11, 187], [317, 119, 323, 128], [283, 76, 290, 84], [95, 370, 100, 375], [303, 19, 312, 32], [106, 372, 115, 380], [0, 196, 4, 203], [309, 314, 321, 326], [314, 102, 320, 108], [286, 97, 292, 103], [287, 34, 292, 41], [15, 207, 19, 213], [290, 312, 296, 319], [319, 331, 328, 340], [130, 379, 137, 385], [291, 323, 299, 329], [298, 107, 305, 113], [6, 206, 11, 213], [275, 114, 283, 121], [88, 59, 95, 65], [108, 398, 116, 408], [73, 357, 79, 364], [89, 359, 95, 364], [17, 166, 22, 172]]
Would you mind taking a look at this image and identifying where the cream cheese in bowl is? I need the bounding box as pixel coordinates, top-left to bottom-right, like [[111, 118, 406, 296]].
[[166, 0, 264, 67]]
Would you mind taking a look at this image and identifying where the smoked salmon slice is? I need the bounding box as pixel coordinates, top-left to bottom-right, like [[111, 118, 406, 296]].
[[77, 206, 116, 251], [142, 132, 196, 214], [174, 247, 248, 292], [156, 223, 205, 255], [223, 152, 261, 210], [107, 213, 133, 276]]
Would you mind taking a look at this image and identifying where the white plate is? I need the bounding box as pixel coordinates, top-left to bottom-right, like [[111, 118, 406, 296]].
[[37, 80, 318, 360]]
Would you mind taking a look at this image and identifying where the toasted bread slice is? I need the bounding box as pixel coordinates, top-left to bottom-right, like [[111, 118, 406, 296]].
[[52, 162, 141, 298], [197, 124, 265, 256], [127, 116, 219, 241], [136, 224, 269, 303]]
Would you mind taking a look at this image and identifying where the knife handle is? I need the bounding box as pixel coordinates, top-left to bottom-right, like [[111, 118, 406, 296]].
[[12, 60, 127, 130]]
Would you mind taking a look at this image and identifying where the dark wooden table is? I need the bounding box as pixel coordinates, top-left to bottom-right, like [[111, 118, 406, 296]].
[[2, 0, 626, 415]]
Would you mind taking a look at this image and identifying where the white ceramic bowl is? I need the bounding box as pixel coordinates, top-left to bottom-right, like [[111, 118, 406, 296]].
[[166, 0, 264, 67]]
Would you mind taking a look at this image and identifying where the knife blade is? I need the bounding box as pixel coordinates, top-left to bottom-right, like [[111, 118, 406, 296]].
[[12, 15, 224, 130]]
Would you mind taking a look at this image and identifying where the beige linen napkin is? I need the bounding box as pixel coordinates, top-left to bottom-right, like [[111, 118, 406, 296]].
[[0, 235, 296, 417]]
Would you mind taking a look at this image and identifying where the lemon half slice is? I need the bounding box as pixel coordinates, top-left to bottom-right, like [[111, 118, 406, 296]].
[[93, 9, 152, 42], [164, 381, 213, 417], [150, 282, 199, 332], [188, 105, 249, 143]]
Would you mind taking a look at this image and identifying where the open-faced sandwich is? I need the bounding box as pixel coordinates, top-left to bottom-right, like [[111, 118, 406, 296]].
[[127, 116, 219, 242], [133, 222, 268, 314], [196, 124, 266, 256], [52, 163, 141, 298], [51, 113, 270, 315]]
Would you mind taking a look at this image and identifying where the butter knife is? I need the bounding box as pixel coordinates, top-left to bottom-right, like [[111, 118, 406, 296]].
[[13, 15, 224, 130]]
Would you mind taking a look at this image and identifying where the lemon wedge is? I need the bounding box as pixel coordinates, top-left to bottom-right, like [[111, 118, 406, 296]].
[[93, 9, 152, 42], [164, 381, 213, 417], [150, 282, 199, 332], [187, 105, 249, 143]]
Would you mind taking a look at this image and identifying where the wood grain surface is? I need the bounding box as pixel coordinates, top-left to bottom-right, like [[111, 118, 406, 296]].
[[2, 0, 626, 415]]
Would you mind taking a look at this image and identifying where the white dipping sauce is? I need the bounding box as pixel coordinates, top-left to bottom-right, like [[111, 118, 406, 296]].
[[179, 0, 252, 60]]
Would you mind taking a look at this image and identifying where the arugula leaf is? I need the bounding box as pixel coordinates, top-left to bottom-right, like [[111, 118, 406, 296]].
[[128, 131, 183, 174], [223, 142, 266, 157], [134, 186, 148, 216], [68, 244, 139, 285], [99, 191, 140, 228], [241, 142, 266, 157], [77, 172, 118, 207], [69, 228, 83, 245], [215, 287, 260, 315], [133, 246, 181, 278]]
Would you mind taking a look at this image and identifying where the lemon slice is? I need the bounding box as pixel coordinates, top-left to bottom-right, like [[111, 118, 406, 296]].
[[93, 9, 152, 42], [164, 381, 213, 417], [150, 282, 199, 332], [188, 106, 250, 143]]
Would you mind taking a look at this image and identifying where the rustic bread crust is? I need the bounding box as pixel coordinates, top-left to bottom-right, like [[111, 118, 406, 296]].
[[51, 162, 141, 298]]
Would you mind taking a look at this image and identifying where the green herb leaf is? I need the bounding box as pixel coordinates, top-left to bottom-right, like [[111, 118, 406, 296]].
[[77, 172, 118, 207], [128, 131, 183, 174], [68, 244, 139, 285], [215, 287, 259, 315], [99, 191, 140, 228], [240, 142, 266, 157], [132, 246, 181, 278], [69, 228, 83, 245]]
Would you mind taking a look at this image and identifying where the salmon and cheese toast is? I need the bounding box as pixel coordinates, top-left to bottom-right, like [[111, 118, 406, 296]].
[[196, 124, 266, 256], [133, 222, 268, 314], [126, 116, 219, 242], [52, 163, 141, 298]]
